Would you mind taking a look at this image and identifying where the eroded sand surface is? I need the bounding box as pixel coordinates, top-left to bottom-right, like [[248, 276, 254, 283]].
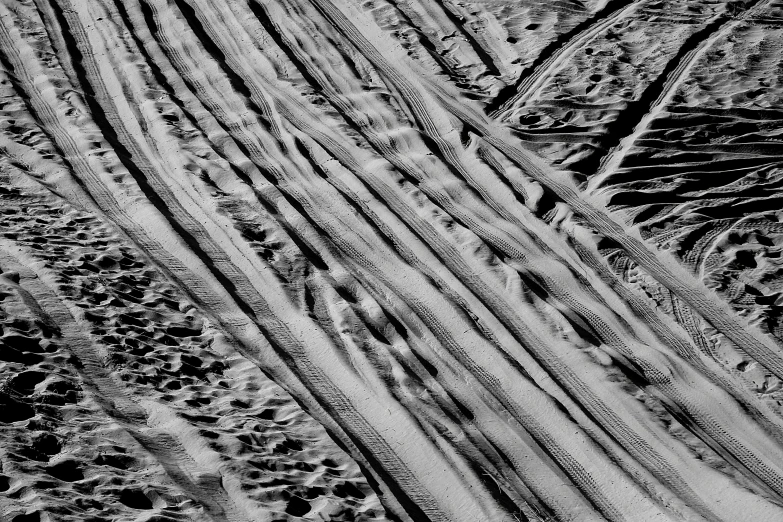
[[1, 0, 782, 521]]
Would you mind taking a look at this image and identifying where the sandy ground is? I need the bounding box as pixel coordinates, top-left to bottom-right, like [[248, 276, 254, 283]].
[[0, 0, 782, 521]]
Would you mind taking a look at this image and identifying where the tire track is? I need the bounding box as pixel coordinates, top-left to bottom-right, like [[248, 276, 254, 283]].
[[428, 76, 783, 388], [585, 0, 769, 191], [0, 243, 241, 522], [243, 1, 724, 516], [486, 0, 640, 118]]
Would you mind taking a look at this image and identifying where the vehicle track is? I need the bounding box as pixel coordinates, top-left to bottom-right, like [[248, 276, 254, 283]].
[[586, 0, 771, 191]]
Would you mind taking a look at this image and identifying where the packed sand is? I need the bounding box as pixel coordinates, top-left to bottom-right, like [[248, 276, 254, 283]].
[[1, 0, 782, 521]]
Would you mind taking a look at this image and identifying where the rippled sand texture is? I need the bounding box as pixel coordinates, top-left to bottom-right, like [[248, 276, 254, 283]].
[[1, 0, 782, 521]]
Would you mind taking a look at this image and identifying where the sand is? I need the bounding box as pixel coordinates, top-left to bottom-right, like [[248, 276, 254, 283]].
[[0, 0, 782, 520]]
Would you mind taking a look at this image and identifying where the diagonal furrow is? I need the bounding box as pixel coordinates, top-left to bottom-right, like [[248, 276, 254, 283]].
[[584, 0, 769, 190], [485, 0, 639, 117], [421, 0, 505, 78], [58, 1, 527, 519]]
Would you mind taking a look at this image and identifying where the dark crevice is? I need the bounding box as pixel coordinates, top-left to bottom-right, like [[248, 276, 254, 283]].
[[376, 0, 479, 89], [111, 0, 204, 139], [426, 0, 503, 77], [0, 29, 101, 212], [139, 0, 349, 280], [571, 1, 764, 177], [168, 0, 276, 132], [485, 0, 635, 115]]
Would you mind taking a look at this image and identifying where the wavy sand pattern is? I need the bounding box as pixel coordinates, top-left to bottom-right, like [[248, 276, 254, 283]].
[[0, 0, 782, 520]]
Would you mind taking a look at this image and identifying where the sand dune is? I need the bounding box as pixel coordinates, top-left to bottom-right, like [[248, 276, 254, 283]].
[[1, 0, 782, 520]]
